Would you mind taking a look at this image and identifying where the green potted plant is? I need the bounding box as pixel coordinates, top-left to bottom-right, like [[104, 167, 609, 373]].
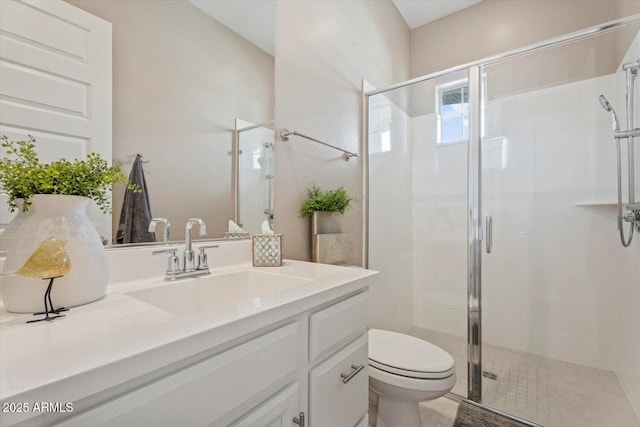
[[0, 134, 138, 313], [0, 135, 136, 213], [300, 185, 354, 234]]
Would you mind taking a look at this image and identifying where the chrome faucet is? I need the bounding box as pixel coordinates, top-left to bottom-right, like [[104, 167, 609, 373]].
[[184, 218, 206, 271], [148, 217, 171, 242], [152, 218, 219, 280]]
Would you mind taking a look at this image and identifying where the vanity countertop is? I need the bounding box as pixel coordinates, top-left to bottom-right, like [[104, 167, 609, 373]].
[[0, 258, 376, 416]]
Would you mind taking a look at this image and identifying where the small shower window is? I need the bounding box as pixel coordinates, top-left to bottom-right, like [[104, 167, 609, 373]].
[[437, 80, 469, 144]]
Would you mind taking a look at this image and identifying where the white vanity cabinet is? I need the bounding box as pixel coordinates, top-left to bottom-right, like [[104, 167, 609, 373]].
[[0, 257, 376, 427], [55, 323, 300, 427], [309, 335, 368, 427], [231, 384, 299, 427], [43, 291, 369, 427], [308, 292, 370, 427]]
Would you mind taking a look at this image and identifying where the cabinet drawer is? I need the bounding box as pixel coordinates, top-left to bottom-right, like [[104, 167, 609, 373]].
[[231, 383, 299, 427], [309, 292, 368, 362], [309, 334, 368, 427], [57, 323, 299, 427]]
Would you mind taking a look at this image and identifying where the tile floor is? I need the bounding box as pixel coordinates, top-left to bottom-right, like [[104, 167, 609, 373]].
[[409, 327, 640, 427], [419, 397, 459, 427], [370, 395, 458, 427], [374, 395, 534, 427]]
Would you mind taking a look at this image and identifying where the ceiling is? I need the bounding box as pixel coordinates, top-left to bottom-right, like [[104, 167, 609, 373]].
[[189, 0, 482, 56], [391, 0, 482, 29]]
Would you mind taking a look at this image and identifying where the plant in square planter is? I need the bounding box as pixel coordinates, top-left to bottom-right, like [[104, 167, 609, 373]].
[[0, 135, 138, 313], [300, 185, 354, 234]]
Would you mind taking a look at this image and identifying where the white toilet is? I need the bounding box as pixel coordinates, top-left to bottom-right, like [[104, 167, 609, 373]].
[[368, 329, 456, 427]]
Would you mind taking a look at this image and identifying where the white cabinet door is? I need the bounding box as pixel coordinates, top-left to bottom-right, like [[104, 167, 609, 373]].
[[0, 0, 112, 239], [55, 323, 299, 427], [309, 334, 369, 427], [309, 292, 368, 362], [232, 383, 299, 427]]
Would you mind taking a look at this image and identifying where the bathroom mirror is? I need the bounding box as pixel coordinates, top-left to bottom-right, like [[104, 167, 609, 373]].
[[67, 0, 276, 245]]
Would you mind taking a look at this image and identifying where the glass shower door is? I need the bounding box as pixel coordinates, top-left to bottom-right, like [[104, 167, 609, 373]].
[[479, 23, 640, 426], [367, 70, 471, 397]]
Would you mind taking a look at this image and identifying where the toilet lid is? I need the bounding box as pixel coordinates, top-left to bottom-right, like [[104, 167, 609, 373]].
[[368, 329, 455, 379]]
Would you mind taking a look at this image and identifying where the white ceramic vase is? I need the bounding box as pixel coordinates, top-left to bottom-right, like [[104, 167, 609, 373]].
[[0, 194, 108, 313]]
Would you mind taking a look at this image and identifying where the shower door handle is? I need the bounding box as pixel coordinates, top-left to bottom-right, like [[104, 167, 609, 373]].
[[485, 216, 493, 254]]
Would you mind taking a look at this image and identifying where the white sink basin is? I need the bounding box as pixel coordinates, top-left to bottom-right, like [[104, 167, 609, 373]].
[[125, 270, 312, 316]]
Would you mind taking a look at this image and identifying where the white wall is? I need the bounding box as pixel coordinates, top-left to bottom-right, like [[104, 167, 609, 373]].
[[410, 0, 640, 78], [274, 0, 410, 267]]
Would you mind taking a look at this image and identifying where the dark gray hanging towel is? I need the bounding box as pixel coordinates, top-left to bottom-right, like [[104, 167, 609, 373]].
[[116, 154, 156, 244]]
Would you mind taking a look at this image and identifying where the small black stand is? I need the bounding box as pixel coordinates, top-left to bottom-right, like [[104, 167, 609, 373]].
[[27, 276, 69, 324]]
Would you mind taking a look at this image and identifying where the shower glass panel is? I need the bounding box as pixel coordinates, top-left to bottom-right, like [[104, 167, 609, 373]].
[[236, 122, 275, 234], [367, 70, 470, 396], [480, 23, 640, 426]]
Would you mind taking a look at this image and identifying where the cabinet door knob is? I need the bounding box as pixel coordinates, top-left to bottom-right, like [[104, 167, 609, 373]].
[[340, 363, 365, 383], [293, 411, 305, 427]]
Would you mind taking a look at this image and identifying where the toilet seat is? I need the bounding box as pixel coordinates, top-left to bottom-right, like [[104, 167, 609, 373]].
[[368, 329, 455, 380]]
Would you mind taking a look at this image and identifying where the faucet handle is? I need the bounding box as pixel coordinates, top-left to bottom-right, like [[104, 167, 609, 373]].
[[153, 248, 180, 274], [196, 245, 219, 270], [152, 248, 177, 255]]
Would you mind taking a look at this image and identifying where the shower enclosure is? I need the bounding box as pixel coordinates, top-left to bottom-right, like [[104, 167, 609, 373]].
[[365, 17, 640, 427], [234, 120, 275, 234]]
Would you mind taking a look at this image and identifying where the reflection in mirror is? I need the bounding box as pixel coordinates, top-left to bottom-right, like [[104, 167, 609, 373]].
[[67, 0, 275, 246], [235, 120, 275, 235]]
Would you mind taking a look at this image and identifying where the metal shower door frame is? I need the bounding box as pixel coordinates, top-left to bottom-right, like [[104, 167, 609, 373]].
[[467, 65, 483, 402]]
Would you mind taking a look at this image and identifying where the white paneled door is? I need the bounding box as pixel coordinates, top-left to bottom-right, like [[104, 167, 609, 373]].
[[0, 0, 112, 239]]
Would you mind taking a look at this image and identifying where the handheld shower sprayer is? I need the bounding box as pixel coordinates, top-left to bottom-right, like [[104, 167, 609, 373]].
[[599, 95, 620, 131], [599, 59, 640, 247]]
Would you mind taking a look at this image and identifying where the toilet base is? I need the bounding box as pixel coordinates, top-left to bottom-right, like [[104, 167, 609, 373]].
[[376, 396, 421, 427]]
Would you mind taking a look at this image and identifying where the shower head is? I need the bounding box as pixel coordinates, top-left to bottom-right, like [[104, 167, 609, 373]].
[[599, 94, 620, 131]]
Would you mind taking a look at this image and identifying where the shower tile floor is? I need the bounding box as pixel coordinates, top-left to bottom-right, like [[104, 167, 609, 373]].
[[409, 327, 640, 427]]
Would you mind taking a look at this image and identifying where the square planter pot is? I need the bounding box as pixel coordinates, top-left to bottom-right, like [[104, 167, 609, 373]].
[[312, 211, 343, 235]]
